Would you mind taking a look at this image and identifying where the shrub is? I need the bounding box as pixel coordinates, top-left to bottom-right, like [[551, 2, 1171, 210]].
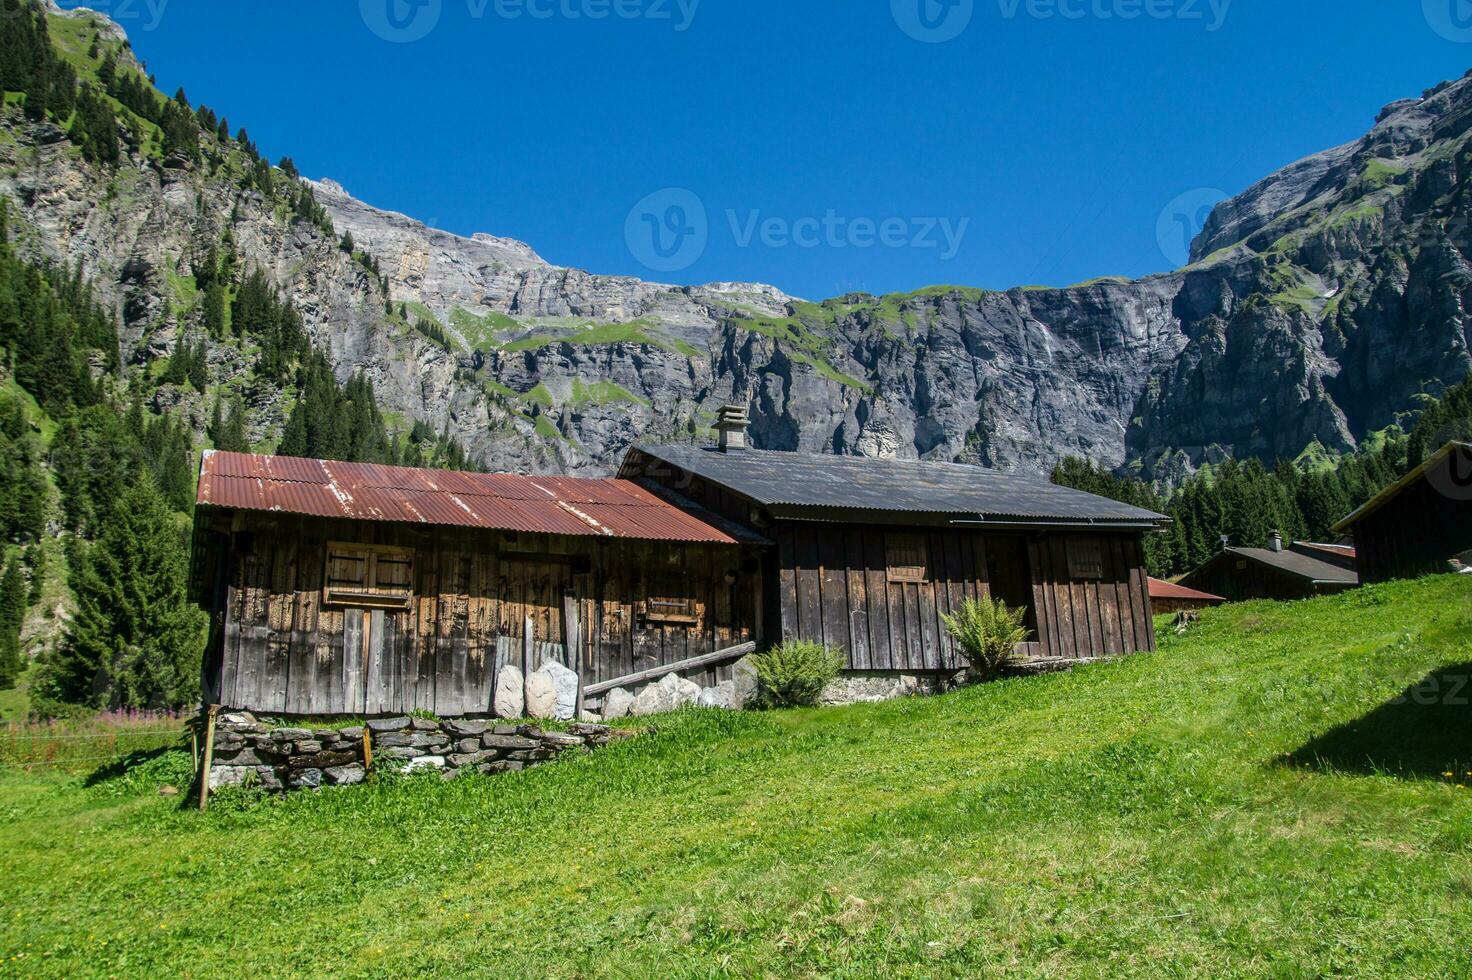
[[942, 597, 1031, 681], [749, 641, 845, 709]]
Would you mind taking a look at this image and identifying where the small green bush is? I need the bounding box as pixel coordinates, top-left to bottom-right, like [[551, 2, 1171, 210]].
[[749, 641, 845, 709], [942, 597, 1031, 681]]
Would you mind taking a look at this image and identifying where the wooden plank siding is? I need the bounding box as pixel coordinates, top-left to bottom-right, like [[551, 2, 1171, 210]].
[[200, 511, 759, 717], [770, 523, 1156, 670]]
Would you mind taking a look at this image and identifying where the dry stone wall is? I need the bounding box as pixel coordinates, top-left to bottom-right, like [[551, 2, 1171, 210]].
[[207, 712, 636, 793]]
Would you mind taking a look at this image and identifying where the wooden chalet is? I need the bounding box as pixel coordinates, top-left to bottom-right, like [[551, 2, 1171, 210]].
[[191, 451, 765, 717], [192, 407, 1174, 717], [1334, 441, 1472, 583], [1177, 533, 1359, 603], [621, 408, 1169, 671]]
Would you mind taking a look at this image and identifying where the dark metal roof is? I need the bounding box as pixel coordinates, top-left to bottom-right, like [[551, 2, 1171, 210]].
[[1228, 547, 1360, 585], [1334, 441, 1472, 533], [196, 451, 740, 544], [628, 445, 1168, 527]]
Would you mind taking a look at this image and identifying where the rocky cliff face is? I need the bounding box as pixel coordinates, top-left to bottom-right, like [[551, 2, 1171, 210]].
[[4, 3, 1470, 479]]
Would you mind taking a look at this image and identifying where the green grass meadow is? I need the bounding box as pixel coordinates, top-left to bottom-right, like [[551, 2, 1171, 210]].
[[2, 576, 1470, 977]]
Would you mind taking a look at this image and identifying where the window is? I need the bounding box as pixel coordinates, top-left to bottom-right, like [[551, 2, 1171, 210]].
[[886, 533, 929, 583], [641, 578, 699, 625], [1067, 540, 1104, 580], [323, 543, 415, 609]]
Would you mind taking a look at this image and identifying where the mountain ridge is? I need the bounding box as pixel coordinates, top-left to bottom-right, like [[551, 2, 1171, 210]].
[[2, 1, 1469, 480]]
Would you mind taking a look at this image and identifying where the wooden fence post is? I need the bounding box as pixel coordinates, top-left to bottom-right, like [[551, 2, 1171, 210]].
[[197, 705, 220, 812]]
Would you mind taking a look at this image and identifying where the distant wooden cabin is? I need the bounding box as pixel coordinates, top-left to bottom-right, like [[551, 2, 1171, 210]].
[[622, 410, 1168, 671], [1334, 441, 1472, 583], [1177, 534, 1359, 603], [1148, 578, 1226, 615], [191, 451, 764, 717]]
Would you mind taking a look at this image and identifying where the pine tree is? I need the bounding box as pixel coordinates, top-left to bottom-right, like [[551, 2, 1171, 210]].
[[38, 473, 206, 710], [188, 337, 209, 390], [213, 391, 250, 453], [0, 550, 26, 691]]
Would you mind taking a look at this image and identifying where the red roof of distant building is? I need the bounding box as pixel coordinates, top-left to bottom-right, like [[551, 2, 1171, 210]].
[[1148, 578, 1226, 603], [195, 451, 740, 544], [1292, 541, 1357, 560]]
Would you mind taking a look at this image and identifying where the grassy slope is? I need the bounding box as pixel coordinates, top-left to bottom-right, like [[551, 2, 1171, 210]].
[[1, 576, 1471, 977]]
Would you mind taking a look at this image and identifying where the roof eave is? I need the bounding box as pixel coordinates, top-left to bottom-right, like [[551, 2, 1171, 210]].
[[1333, 440, 1472, 534]]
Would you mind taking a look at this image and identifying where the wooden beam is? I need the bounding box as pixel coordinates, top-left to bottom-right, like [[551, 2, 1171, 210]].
[[583, 641, 756, 698], [522, 615, 534, 679], [562, 590, 583, 717]]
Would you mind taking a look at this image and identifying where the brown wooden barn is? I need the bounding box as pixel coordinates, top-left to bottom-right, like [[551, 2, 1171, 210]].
[[621, 411, 1169, 670], [191, 451, 765, 717], [1148, 578, 1226, 615], [1177, 534, 1359, 603], [1334, 441, 1472, 583]]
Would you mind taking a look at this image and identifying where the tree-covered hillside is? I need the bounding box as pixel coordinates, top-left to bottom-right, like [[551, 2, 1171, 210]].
[[0, 0, 478, 715], [1054, 376, 1472, 577]]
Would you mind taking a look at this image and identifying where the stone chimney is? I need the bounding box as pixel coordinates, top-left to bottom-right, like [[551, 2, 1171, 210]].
[[714, 404, 749, 453], [1270, 530, 1284, 553]]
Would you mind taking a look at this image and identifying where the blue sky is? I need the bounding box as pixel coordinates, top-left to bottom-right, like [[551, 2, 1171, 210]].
[[69, 0, 1471, 299]]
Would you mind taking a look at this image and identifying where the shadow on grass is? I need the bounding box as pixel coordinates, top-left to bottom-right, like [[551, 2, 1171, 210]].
[[1282, 663, 1472, 780], [82, 746, 181, 788]]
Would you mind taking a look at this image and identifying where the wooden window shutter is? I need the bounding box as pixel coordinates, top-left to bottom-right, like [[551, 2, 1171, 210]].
[[1067, 540, 1104, 580], [886, 533, 929, 583], [323, 543, 415, 609], [641, 566, 699, 625]]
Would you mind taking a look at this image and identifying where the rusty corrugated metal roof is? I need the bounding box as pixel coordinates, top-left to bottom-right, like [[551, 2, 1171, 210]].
[[1148, 578, 1225, 603], [196, 451, 740, 544]]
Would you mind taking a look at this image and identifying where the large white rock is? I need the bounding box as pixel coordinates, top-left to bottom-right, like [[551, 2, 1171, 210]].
[[538, 660, 580, 721], [631, 673, 681, 717], [524, 669, 558, 719], [632, 673, 701, 716], [674, 676, 701, 708], [494, 665, 524, 719], [601, 687, 635, 720], [698, 680, 739, 710]]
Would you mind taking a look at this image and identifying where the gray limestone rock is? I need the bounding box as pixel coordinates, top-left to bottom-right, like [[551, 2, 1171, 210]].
[[494, 666, 525, 719], [537, 660, 580, 721], [524, 669, 558, 720], [698, 680, 739, 710], [731, 657, 759, 708], [601, 687, 635, 720], [324, 764, 366, 786]]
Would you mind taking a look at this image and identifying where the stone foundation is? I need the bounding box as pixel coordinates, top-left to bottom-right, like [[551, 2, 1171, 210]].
[[818, 671, 966, 706], [205, 712, 636, 792]]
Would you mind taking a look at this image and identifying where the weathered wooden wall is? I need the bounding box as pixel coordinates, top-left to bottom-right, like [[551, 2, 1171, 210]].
[[771, 524, 1155, 669], [1352, 450, 1472, 584], [198, 512, 758, 717]]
